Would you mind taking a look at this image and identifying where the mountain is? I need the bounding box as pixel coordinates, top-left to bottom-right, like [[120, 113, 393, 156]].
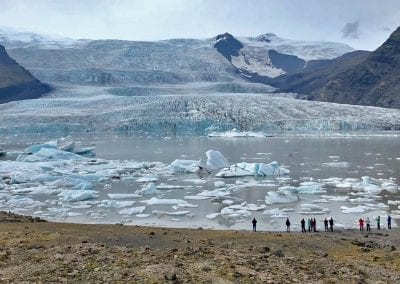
[[277, 27, 400, 108], [0, 44, 50, 104], [0, 28, 353, 88]]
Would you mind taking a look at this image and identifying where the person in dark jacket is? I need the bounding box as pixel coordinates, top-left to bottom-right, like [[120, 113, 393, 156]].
[[301, 218, 306, 233], [329, 217, 334, 232], [252, 217, 257, 232], [285, 218, 291, 232], [387, 215, 392, 229], [324, 218, 329, 232]]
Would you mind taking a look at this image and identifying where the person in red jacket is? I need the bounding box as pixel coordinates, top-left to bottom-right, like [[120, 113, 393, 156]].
[[359, 218, 364, 231]]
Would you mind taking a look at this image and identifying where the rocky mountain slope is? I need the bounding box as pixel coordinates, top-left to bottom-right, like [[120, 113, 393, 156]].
[[0, 44, 50, 104], [272, 27, 400, 108]]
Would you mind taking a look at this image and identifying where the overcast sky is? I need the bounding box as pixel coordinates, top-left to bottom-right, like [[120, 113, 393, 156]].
[[1, 0, 399, 50]]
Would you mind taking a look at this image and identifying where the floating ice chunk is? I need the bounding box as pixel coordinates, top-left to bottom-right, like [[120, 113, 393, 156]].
[[73, 181, 95, 191], [24, 142, 58, 154], [184, 195, 211, 200], [135, 182, 160, 195], [7, 196, 45, 208], [228, 202, 266, 211], [321, 162, 349, 168], [136, 214, 151, 218], [205, 150, 230, 171], [206, 213, 220, 219], [320, 195, 349, 202], [119, 206, 146, 215], [207, 130, 266, 138], [298, 203, 329, 215], [18, 148, 84, 162], [156, 183, 194, 190], [141, 197, 193, 206], [297, 182, 325, 194], [265, 190, 298, 205], [341, 205, 369, 214], [136, 175, 158, 183], [214, 181, 226, 188], [58, 190, 98, 202], [381, 182, 398, 193], [107, 193, 142, 199], [166, 159, 200, 173], [153, 210, 192, 216], [216, 161, 289, 178], [263, 208, 287, 216], [388, 200, 400, 205], [98, 200, 136, 208], [197, 188, 230, 198], [67, 212, 83, 217], [220, 207, 251, 218]]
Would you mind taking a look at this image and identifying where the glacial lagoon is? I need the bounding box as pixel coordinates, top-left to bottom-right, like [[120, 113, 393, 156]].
[[1, 132, 399, 231]]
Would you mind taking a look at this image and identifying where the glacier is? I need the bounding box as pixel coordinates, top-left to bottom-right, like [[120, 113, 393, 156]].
[[0, 86, 399, 135]]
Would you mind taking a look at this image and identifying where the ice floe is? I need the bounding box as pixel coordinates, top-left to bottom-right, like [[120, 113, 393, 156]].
[[216, 161, 289, 177], [265, 190, 298, 205], [119, 206, 146, 215], [207, 129, 267, 138], [205, 150, 230, 171]]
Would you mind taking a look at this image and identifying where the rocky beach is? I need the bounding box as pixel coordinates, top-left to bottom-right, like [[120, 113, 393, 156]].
[[0, 211, 399, 283]]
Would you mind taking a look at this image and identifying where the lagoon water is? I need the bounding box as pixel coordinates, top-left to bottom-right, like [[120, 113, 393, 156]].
[[1, 132, 400, 231]]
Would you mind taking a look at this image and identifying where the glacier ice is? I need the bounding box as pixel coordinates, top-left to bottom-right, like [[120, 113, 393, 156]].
[[119, 206, 146, 215], [216, 161, 289, 177], [265, 190, 298, 205], [205, 150, 230, 171]]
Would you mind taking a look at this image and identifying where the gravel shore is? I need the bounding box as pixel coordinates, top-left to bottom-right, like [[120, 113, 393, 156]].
[[0, 211, 399, 283]]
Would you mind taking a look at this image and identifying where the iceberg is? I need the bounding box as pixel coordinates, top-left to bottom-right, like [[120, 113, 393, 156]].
[[58, 190, 98, 202], [265, 190, 298, 205], [119, 206, 146, 215], [296, 182, 325, 194], [207, 130, 266, 138], [216, 161, 289, 177], [321, 162, 349, 168], [228, 202, 266, 211], [205, 150, 230, 171], [341, 205, 369, 214], [135, 182, 160, 195], [18, 148, 84, 162], [141, 197, 194, 206], [166, 159, 200, 173], [97, 200, 136, 208], [107, 193, 142, 199]]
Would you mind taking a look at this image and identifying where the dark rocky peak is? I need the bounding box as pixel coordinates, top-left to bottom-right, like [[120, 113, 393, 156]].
[[0, 44, 15, 65], [213, 32, 243, 61], [369, 27, 400, 64], [256, 33, 278, 43]]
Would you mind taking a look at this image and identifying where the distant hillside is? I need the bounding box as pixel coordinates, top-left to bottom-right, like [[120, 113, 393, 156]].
[[273, 27, 400, 108], [0, 28, 353, 87], [0, 44, 50, 104]]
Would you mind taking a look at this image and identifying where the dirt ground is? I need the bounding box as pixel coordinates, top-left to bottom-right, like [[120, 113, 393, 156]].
[[0, 211, 399, 283]]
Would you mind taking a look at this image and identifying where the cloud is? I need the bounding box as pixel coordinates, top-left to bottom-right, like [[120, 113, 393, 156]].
[[341, 21, 360, 39]]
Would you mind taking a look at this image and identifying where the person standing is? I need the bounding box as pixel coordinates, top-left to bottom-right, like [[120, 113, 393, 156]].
[[301, 218, 306, 233], [252, 217, 257, 232], [286, 218, 291, 232], [307, 218, 312, 232], [324, 218, 329, 232], [387, 215, 392, 229], [313, 218, 317, 232], [366, 217, 371, 232], [377, 216, 381, 230], [329, 217, 334, 232], [359, 218, 364, 231]]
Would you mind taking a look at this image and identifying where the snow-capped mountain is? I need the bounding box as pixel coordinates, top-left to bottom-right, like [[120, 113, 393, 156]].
[[212, 32, 354, 79], [0, 28, 354, 87]]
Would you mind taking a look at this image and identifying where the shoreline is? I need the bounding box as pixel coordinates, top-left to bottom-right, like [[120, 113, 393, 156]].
[[1, 211, 399, 282]]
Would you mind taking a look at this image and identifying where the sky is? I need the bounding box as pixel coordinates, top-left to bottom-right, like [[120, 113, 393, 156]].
[[0, 0, 399, 50]]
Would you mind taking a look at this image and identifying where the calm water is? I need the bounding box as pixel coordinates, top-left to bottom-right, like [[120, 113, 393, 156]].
[[1, 132, 400, 231]]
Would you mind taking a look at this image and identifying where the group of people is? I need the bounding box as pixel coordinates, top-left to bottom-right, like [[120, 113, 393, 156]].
[[358, 215, 392, 232], [252, 215, 394, 232], [252, 216, 335, 232]]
